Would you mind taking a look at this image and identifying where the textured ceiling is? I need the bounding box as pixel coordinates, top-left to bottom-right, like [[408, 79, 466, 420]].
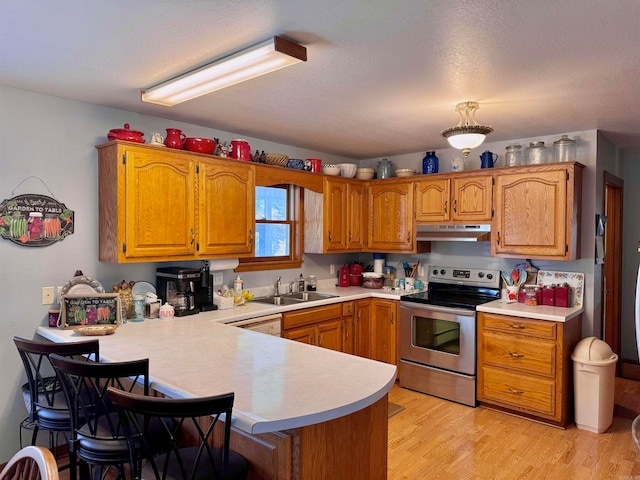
[[2, 0, 639, 159]]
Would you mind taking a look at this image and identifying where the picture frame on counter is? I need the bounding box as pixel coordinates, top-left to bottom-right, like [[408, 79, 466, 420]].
[[59, 293, 121, 328]]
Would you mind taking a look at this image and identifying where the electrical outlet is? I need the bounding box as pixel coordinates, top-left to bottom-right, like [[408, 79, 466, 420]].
[[329, 264, 336, 275], [42, 286, 55, 305], [212, 272, 224, 285]]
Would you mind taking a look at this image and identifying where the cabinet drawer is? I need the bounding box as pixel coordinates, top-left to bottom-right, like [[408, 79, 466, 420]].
[[482, 314, 556, 340], [481, 366, 556, 417], [283, 304, 343, 329], [342, 301, 354, 316], [483, 332, 556, 378]]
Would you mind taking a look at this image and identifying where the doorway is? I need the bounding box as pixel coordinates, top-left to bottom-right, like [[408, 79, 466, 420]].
[[602, 171, 623, 375]]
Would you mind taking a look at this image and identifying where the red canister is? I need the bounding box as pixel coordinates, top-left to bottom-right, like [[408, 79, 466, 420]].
[[542, 285, 556, 306], [230, 139, 251, 161], [555, 283, 572, 307], [308, 158, 322, 173]]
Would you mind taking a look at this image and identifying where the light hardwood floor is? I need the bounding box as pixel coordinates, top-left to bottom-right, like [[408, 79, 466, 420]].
[[387, 377, 640, 479]]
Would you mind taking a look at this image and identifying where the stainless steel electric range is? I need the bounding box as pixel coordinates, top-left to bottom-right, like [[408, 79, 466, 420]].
[[399, 265, 501, 406]]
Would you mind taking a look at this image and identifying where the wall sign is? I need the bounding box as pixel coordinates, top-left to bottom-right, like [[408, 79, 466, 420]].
[[0, 194, 74, 247]]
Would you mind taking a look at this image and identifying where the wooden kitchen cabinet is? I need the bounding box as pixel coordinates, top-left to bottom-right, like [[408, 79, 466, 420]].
[[198, 161, 254, 256], [367, 180, 415, 253], [96, 141, 255, 262], [282, 303, 344, 352], [304, 177, 365, 253], [477, 311, 582, 427], [415, 173, 492, 223], [492, 162, 583, 260], [370, 299, 398, 365], [354, 300, 372, 358]]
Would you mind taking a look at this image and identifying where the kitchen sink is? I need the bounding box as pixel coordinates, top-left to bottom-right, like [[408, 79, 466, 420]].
[[252, 292, 338, 305]]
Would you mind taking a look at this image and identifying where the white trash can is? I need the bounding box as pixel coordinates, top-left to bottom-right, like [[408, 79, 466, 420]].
[[571, 337, 618, 433]]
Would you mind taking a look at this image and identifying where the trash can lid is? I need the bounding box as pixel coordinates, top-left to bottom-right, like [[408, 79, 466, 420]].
[[572, 337, 618, 364]]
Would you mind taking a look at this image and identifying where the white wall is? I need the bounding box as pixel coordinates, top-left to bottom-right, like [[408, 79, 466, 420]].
[[0, 85, 355, 461]]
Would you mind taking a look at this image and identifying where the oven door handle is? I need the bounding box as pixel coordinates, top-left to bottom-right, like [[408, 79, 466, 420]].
[[400, 302, 474, 318]]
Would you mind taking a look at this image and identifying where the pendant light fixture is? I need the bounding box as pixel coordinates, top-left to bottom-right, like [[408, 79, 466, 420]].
[[141, 36, 307, 107], [441, 101, 493, 158]]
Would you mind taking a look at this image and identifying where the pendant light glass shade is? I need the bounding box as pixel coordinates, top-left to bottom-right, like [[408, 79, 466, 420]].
[[441, 101, 493, 157], [141, 36, 307, 107]]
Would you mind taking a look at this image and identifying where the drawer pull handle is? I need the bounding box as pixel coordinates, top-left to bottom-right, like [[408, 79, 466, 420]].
[[507, 387, 524, 395], [508, 352, 524, 358], [509, 323, 525, 329]]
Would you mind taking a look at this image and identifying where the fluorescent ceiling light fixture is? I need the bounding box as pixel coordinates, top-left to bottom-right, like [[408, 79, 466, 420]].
[[141, 36, 307, 106], [441, 101, 493, 158]]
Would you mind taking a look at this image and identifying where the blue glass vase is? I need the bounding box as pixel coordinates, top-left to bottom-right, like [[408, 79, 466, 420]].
[[422, 151, 439, 174]]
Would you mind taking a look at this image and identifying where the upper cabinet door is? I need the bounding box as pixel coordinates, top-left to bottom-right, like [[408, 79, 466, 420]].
[[451, 175, 493, 222], [368, 181, 415, 252], [198, 161, 254, 257], [415, 178, 450, 222], [346, 182, 366, 250], [492, 164, 583, 260], [324, 178, 348, 251], [124, 149, 196, 259]]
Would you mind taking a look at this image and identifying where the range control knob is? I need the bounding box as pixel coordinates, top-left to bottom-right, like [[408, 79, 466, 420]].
[[478, 272, 485, 278], [432, 269, 439, 275], [487, 273, 494, 280], [440, 269, 446, 275]]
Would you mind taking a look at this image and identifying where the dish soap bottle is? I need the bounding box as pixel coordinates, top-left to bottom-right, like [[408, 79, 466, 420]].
[[233, 275, 243, 294], [297, 274, 305, 292]]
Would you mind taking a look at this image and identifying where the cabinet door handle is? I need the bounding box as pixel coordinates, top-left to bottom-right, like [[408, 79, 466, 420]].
[[190, 228, 195, 245], [390, 312, 394, 325], [507, 387, 524, 395], [249, 229, 253, 245], [453, 199, 457, 213], [328, 231, 332, 242], [310, 336, 315, 345], [407, 231, 412, 244], [318, 334, 322, 346], [444, 200, 448, 214], [509, 323, 525, 330], [496, 231, 501, 246], [508, 351, 524, 358]]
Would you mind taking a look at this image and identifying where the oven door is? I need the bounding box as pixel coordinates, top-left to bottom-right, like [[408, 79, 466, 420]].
[[400, 302, 476, 375]]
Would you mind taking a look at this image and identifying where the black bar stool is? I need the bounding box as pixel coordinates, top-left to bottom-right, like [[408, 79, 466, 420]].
[[107, 387, 248, 480], [13, 337, 100, 454], [50, 354, 156, 480]]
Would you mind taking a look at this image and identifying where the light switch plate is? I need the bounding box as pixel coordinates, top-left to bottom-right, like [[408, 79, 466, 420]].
[[212, 272, 224, 285]]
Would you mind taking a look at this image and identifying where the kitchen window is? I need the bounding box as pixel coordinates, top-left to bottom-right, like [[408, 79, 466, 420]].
[[236, 184, 303, 272]]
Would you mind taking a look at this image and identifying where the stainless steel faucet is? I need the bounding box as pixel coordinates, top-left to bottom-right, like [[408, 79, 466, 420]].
[[274, 276, 281, 296]]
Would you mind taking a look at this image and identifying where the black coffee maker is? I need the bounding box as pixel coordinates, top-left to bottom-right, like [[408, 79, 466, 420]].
[[156, 265, 216, 317]]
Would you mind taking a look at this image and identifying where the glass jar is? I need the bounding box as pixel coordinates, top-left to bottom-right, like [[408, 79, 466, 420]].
[[377, 158, 393, 179], [422, 151, 439, 174], [505, 144, 523, 167], [553, 135, 576, 163], [525, 141, 548, 165]]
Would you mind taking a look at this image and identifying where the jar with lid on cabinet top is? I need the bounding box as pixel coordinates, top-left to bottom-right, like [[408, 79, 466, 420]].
[[525, 141, 548, 165], [553, 135, 576, 163], [505, 144, 523, 167], [377, 158, 393, 179]]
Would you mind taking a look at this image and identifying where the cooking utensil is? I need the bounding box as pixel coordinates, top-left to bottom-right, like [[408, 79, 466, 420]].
[[501, 271, 513, 287], [511, 269, 520, 285]]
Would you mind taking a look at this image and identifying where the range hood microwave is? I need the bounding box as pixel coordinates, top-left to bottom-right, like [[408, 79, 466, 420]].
[[415, 224, 491, 242]]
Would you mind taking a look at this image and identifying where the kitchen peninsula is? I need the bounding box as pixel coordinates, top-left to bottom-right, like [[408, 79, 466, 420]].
[[36, 314, 396, 480]]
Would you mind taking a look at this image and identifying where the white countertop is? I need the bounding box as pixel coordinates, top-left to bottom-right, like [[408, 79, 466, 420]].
[[35, 288, 397, 435], [477, 299, 583, 322]]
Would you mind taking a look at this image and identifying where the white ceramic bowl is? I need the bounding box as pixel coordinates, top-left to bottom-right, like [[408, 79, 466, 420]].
[[395, 168, 416, 178], [356, 168, 375, 180], [338, 163, 358, 178], [322, 165, 341, 176]]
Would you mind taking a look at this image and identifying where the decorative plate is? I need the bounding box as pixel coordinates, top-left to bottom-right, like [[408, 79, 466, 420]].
[[73, 324, 118, 336], [536, 271, 584, 307], [60, 275, 105, 296]]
